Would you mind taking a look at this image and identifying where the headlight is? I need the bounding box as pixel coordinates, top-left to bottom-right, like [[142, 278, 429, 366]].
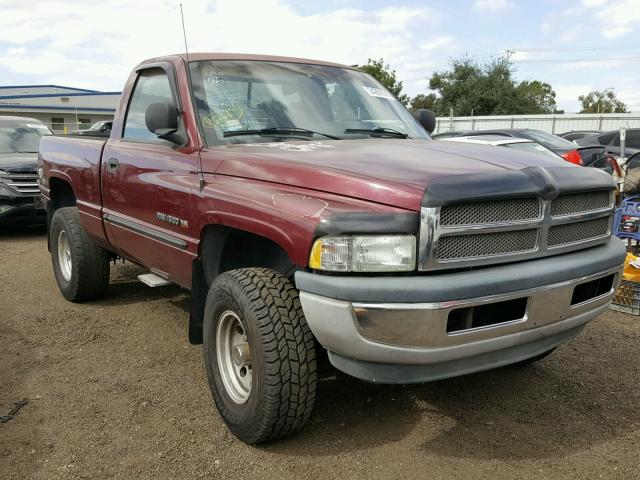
[[309, 235, 416, 272]]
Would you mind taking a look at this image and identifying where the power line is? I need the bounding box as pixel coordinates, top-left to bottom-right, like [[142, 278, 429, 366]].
[[513, 56, 640, 64], [512, 43, 640, 53]]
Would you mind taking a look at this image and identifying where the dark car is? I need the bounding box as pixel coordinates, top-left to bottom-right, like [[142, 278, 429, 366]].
[[433, 128, 575, 154], [433, 128, 593, 165], [0, 116, 52, 226], [559, 130, 602, 142], [576, 129, 640, 158], [71, 120, 112, 137]]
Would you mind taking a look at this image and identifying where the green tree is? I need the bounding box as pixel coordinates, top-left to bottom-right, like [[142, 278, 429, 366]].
[[409, 93, 439, 112], [426, 55, 558, 116], [358, 58, 410, 105], [516, 80, 558, 114], [428, 56, 482, 116], [578, 89, 628, 113]]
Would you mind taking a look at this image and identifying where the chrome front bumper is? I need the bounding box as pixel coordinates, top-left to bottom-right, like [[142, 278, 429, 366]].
[[298, 263, 622, 383]]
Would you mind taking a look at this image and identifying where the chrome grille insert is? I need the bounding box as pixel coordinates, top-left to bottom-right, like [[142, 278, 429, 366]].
[[419, 188, 615, 270], [436, 229, 538, 260], [0, 170, 39, 195], [440, 198, 541, 226], [550, 191, 612, 217], [548, 217, 611, 248]]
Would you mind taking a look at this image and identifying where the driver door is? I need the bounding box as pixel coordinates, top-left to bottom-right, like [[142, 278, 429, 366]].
[[101, 66, 197, 286]]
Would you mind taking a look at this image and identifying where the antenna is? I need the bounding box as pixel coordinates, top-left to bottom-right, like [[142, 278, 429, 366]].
[[179, 3, 190, 62], [179, 3, 204, 189]]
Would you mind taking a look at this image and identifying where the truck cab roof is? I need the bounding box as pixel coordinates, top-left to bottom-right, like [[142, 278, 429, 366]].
[[138, 52, 354, 70]]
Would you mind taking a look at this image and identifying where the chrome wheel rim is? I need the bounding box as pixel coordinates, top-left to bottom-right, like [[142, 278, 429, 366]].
[[216, 310, 252, 404], [57, 230, 72, 282]]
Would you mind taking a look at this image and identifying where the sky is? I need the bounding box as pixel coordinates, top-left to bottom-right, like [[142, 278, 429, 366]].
[[0, 0, 639, 113]]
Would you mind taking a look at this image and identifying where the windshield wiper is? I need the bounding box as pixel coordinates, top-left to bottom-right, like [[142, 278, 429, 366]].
[[344, 127, 409, 139], [223, 127, 339, 140]]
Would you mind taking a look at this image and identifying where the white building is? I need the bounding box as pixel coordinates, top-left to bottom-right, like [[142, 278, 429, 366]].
[[0, 84, 120, 133]]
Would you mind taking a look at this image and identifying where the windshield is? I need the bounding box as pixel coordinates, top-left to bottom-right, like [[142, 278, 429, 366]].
[[502, 141, 563, 160], [189, 60, 428, 146], [0, 123, 52, 154], [525, 130, 575, 150]]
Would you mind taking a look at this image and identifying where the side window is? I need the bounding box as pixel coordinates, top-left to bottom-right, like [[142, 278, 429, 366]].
[[598, 132, 617, 145], [625, 130, 640, 149], [123, 68, 174, 141], [611, 133, 621, 147]]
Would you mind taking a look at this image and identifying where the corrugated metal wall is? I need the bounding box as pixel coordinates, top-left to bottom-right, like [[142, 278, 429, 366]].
[[434, 113, 640, 134]]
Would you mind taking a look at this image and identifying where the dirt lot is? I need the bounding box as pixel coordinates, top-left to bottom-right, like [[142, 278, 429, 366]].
[[1, 227, 639, 480]]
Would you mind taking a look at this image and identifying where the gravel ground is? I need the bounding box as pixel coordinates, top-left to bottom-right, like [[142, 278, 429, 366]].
[[1, 227, 639, 480]]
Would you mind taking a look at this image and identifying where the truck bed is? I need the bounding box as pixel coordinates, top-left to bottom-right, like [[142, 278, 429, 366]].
[[39, 135, 109, 247]]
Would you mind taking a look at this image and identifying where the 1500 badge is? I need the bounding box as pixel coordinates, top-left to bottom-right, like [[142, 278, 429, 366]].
[[156, 212, 189, 228]]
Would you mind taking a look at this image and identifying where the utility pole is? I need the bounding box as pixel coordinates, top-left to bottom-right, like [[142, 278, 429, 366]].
[[449, 106, 454, 132]]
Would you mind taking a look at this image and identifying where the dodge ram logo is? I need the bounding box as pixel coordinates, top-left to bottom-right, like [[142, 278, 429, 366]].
[[156, 212, 189, 228]]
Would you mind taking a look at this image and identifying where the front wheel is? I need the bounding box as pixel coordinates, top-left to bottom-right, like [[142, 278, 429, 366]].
[[203, 268, 317, 444], [50, 207, 110, 302]]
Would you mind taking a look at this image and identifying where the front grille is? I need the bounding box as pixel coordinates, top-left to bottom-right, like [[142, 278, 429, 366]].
[[440, 198, 541, 226], [422, 188, 615, 270], [547, 217, 611, 247], [436, 229, 538, 260], [550, 191, 612, 217], [0, 170, 39, 195]]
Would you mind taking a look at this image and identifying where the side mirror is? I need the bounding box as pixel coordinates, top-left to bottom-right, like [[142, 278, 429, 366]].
[[145, 102, 183, 144], [412, 109, 436, 134]]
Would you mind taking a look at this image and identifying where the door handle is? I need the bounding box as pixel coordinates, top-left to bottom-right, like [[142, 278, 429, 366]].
[[107, 157, 119, 173]]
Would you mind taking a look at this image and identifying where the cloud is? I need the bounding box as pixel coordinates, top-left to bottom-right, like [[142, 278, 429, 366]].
[[554, 84, 594, 106], [0, 0, 444, 92], [615, 76, 640, 111], [510, 50, 528, 61], [472, 0, 511, 11], [582, 0, 640, 38], [419, 35, 456, 52]]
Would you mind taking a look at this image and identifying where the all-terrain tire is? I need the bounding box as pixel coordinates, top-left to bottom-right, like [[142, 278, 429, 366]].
[[50, 207, 110, 302], [203, 268, 317, 444]]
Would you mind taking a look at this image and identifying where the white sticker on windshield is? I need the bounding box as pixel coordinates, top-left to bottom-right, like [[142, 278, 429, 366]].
[[222, 119, 242, 131], [205, 70, 224, 87], [26, 123, 48, 129], [246, 141, 335, 152], [362, 86, 393, 99]]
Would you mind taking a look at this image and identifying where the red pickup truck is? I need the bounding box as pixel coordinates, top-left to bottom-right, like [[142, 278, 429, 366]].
[[39, 53, 625, 443]]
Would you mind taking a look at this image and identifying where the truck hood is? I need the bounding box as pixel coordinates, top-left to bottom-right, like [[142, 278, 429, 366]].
[[0, 153, 38, 171], [203, 139, 575, 211]]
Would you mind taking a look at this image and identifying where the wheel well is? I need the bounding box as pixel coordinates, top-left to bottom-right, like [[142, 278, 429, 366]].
[[49, 178, 77, 209], [200, 225, 296, 286], [46, 179, 77, 251], [189, 225, 297, 345]]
